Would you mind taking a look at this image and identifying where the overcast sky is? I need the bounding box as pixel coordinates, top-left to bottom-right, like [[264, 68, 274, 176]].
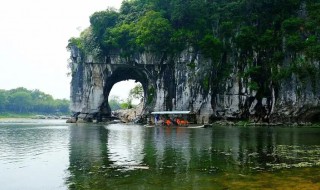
[[0, 0, 139, 100]]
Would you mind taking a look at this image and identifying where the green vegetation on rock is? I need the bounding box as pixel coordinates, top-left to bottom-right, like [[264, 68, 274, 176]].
[[68, 0, 320, 94]]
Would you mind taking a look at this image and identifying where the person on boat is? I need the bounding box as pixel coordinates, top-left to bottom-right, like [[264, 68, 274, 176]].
[[180, 119, 189, 126], [154, 114, 159, 124], [156, 117, 164, 126], [175, 118, 181, 126], [172, 117, 178, 126], [165, 119, 172, 126]]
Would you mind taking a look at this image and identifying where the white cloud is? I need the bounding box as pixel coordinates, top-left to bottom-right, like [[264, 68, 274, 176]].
[[0, 0, 123, 99]]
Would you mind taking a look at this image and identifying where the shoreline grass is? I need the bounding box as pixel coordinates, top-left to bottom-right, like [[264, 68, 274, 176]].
[[0, 113, 36, 119]]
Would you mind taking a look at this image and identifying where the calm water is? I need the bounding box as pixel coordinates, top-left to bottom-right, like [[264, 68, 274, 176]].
[[1, 119, 320, 189]]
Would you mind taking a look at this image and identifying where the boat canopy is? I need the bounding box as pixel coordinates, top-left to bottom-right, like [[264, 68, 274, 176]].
[[151, 111, 191, 115]]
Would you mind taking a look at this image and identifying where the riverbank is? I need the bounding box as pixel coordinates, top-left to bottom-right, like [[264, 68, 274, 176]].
[[0, 113, 34, 119], [0, 113, 70, 119], [211, 120, 320, 127], [67, 113, 320, 127], [65, 104, 320, 127]]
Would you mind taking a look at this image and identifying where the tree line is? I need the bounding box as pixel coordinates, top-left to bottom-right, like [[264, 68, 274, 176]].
[[0, 87, 70, 114]]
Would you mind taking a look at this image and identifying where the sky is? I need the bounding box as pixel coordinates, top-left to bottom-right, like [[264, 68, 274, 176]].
[[0, 0, 139, 100]]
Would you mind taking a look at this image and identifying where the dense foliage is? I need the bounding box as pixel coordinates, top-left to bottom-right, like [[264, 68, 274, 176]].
[[0, 87, 70, 114], [68, 0, 320, 94]]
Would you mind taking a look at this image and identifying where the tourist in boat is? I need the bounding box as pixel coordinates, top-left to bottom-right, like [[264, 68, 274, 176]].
[[180, 119, 189, 126], [175, 118, 181, 126], [154, 114, 159, 124], [156, 116, 164, 126], [165, 119, 172, 126]]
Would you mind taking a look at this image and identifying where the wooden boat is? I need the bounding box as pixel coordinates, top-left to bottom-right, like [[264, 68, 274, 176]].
[[144, 124, 206, 128]]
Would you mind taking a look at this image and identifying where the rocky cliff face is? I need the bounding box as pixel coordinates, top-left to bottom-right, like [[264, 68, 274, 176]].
[[271, 71, 320, 123], [69, 45, 320, 124]]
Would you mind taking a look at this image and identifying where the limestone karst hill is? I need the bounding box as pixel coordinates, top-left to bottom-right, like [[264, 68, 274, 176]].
[[67, 0, 320, 124]]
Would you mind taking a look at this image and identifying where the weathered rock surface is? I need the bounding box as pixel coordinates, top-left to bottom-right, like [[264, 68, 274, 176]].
[[113, 103, 144, 123], [68, 46, 320, 124]]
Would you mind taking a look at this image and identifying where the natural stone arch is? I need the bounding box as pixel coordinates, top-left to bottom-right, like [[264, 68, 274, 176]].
[[98, 65, 156, 120]]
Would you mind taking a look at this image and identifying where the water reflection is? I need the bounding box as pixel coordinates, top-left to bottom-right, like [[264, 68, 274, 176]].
[[0, 120, 69, 190], [64, 124, 320, 189], [145, 127, 213, 172], [105, 124, 145, 169], [67, 123, 109, 189], [2, 120, 319, 189]]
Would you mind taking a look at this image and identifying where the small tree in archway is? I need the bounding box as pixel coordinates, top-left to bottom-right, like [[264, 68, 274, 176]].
[[129, 84, 144, 102]]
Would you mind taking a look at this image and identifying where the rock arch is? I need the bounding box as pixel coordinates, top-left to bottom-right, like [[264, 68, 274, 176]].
[[68, 51, 158, 122], [99, 65, 155, 118], [69, 46, 224, 124]]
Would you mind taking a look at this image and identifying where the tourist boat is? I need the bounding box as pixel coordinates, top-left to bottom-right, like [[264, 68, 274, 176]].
[[144, 124, 207, 128], [144, 111, 210, 128]]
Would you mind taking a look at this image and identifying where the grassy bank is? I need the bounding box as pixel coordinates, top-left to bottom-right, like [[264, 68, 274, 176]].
[[0, 113, 37, 119]]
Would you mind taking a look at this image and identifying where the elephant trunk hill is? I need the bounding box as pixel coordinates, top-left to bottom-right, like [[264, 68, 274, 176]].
[[67, 0, 320, 124]]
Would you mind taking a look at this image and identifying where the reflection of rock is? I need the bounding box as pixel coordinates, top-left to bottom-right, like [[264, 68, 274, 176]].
[[113, 104, 143, 123], [105, 124, 145, 170]]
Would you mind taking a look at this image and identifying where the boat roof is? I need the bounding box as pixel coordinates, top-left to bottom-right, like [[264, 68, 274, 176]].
[[151, 111, 191, 115]]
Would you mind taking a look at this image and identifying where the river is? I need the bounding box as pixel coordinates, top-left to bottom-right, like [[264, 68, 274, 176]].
[[0, 119, 320, 189]]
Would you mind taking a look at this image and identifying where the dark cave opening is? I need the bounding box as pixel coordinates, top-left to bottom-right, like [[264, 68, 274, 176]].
[[301, 108, 320, 123], [307, 113, 320, 123]]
